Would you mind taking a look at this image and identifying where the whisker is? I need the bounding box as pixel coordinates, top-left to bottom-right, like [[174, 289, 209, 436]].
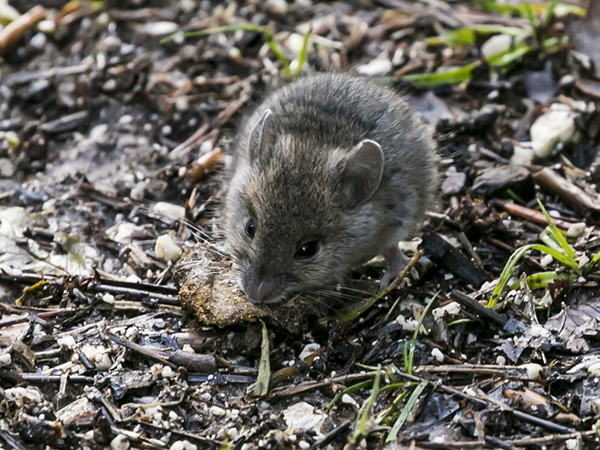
[[314, 289, 369, 302]]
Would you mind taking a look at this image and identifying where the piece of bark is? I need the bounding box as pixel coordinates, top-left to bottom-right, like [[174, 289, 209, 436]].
[[472, 165, 531, 197], [420, 233, 490, 288]]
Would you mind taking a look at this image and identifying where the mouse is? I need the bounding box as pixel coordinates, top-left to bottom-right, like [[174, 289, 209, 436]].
[[222, 73, 438, 305]]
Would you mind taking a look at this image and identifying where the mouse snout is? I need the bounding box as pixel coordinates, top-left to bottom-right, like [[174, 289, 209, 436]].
[[242, 267, 283, 305]]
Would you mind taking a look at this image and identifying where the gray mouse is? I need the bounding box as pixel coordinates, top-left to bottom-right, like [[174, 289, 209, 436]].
[[222, 73, 438, 305]]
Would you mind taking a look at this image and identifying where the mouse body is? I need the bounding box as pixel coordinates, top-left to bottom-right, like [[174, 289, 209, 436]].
[[223, 73, 438, 304]]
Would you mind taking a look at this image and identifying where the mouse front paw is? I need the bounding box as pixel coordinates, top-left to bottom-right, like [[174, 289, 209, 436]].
[[379, 245, 409, 289]]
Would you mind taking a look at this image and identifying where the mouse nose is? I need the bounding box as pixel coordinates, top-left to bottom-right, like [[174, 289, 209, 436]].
[[242, 268, 282, 304]]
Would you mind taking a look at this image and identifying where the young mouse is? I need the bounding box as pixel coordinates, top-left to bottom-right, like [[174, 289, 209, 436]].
[[223, 73, 438, 305]]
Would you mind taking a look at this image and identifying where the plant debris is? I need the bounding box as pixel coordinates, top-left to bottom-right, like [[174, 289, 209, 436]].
[[3, 0, 600, 449]]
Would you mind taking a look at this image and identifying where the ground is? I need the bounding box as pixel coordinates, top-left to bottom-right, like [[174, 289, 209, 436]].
[[1, 0, 600, 449]]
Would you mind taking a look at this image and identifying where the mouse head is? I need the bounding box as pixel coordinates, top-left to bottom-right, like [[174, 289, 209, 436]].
[[224, 109, 384, 305]]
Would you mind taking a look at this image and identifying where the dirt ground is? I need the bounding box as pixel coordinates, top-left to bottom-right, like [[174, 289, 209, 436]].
[[2, 0, 600, 449]]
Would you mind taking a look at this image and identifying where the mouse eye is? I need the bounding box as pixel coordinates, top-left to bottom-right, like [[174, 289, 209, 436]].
[[245, 218, 256, 239], [295, 241, 319, 259]]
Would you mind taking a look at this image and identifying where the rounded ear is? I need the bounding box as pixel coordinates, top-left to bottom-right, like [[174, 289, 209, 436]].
[[248, 109, 273, 162], [339, 139, 384, 207]]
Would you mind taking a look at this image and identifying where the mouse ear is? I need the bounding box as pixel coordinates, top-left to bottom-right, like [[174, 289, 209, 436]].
[[248, 109, 273, 162], [339, 139, 384, 207]]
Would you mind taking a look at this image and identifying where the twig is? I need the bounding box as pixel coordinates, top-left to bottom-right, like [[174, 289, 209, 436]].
[[496, 200, 573, 229], [0, 5, 46, 53], [450, 290, 508, 326], [107, 332, 217, 373], [533, 167, 600, 213], [169, 93, 250, 160], [393, 371, 576, 434]]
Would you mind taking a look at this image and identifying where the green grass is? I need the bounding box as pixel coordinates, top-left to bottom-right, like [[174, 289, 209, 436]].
[[488, 200, 599, 308], [161, 24, 311, 79], [403, 0, 576, 87]]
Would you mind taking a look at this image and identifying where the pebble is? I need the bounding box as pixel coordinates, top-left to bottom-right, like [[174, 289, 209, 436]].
[[540, 254, 554, 267], [519, 363, 543, 379], [210, 406, 226, 416], [102, 79, 117, 91], [169, 440, 197, 450], [341, 394, 358, 407], [567, 222, 586, 238], [588, 362, 600, 377], [110, 434, 130, 450], [30, 33, 47, 49], [481, 34, 512, 58], [530, 103, 577, 158], [356, 57, 393, 76], [0, 353, 12, 366], [144, 21, 179, 36], [299, 343, 320, 361], [119, 115, 134, 125], [155, 234, 182, 261], [0, 159, 15, 178], [431, 348, 444, 363]]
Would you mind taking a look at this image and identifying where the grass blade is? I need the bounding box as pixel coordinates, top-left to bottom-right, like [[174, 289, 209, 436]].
[[253, 321, 271, 397], [386, 380, 429, 442], [405, 292, 439, 375], [292, 26, 312, 78]]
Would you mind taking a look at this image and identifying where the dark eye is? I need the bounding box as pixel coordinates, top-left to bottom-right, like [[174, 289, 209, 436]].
[[295, 241, 319, 259], [245, 218, 256, 239]]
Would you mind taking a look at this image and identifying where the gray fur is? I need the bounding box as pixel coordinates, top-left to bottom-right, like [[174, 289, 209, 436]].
[[223, 73, 439, 304]]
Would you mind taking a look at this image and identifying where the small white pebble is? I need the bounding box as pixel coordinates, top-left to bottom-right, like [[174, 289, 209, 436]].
[[227, 428, 239, 440], [588, 362, 600, 376], [110, 434, 130, 450], [298, 441, 310, 449], [341, 394, 358, 407], [102, 293, 115, 304], [199, 139, 213, 154], [161, 125, 172, 135], [565, 439, 578, 450], [169, 440, 197, 450], [529, 324, 551, 337], [540, 254, 554, 267], [496, 355, 506, 366], [95, 353, 112, 371], [431, 348, 444, 363], [175, 97, 189, 111], [356, 58, 393, 76], [155, 234, 182, 261], [210, 406, 226, 416], [161, 366, 175, 378], [299, 343, 321, 361], [519, 363, 543, 380], [567, 222, 586, 238], [229, 47, 242, 59], [119, 115, 133, 125], [30, 33, 47, 49], [549, 210, 561, 218], [102, 79, 117, 91], [0, 353, 12, 366], [38, 19, 56, 34], [57, 335, 77, 349], [481, 34, 512, 58]]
